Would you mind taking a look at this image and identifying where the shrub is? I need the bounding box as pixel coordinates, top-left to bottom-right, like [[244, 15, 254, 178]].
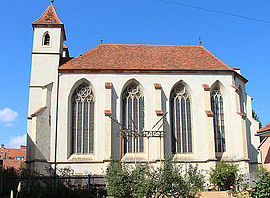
[[209, 161, 239, 191], [105, 160, 133, 198], [105, 159, 204, 198], [250, 167, 270, 198]]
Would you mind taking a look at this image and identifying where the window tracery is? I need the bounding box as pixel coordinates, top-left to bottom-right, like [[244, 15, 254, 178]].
[[170, 84, 192, 153], [211, 86, 225, 152], [122, 83, 144, 153], [71, 83, 94, 154]]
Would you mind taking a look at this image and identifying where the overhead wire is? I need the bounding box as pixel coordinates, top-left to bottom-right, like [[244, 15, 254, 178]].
[[153, 0, 270, 24]]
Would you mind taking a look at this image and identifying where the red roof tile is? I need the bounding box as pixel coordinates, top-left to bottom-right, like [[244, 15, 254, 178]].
[[33, 5, 63, 26], [105, 82, 113, 88], [154, 83, 162, 89], [59, 44, 234, 72], [32, 5, 66, 40], [104, 110, 112, 116], [231, 85, 240, 91], [257, 123, 270, 133], [205, 110, 214, 117], [31, 106, 47, 117], [156, 110, 164, 115], [202, 84, 210, 91]]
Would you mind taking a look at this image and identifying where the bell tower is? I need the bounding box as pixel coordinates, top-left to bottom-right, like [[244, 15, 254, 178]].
[[27, 2, 66, 172]]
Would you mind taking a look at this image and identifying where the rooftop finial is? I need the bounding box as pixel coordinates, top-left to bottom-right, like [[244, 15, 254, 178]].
[[51, 0, 54, 5], [199, 36, 202, 46]]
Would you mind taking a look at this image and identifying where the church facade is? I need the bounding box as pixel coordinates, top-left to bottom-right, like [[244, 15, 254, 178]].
[[27, 4, 260, 175]]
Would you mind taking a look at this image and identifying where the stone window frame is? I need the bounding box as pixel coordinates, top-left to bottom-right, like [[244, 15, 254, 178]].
[[121, 81, 145, 154], [70, 82, 95, 155], [170, 82, 193, 154], [210, 84, 226, 153]]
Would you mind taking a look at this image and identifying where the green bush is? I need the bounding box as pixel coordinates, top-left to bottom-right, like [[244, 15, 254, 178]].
[[105, 160, 133, 198], [250, 167, 270, 198], [105, 159, 204, 198], [209, 161, 239, 191]]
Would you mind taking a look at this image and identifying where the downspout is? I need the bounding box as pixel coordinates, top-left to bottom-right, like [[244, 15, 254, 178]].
[[54, 69, 60, 181]]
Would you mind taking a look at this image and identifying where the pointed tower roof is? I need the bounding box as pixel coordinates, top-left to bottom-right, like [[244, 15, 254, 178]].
[[32, 5, 66, 40]]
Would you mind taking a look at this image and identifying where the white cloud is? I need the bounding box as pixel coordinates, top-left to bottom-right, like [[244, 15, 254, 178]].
[[0, 108, 18, 124], [7, 134, 27, 148], [5, 123, 14, 127]]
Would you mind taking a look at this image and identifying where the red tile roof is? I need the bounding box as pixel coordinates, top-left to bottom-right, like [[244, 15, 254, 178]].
[[0, 145, 26, 169], [154, 83, 162, 89], [155, 110, 164, 115], [202, 84, 210, 91], [59, 44, 234, 71], [31, 106, 47, 117], [205, 110, 214, 117], [257, 123, 270, 133], [33, 5, 63, 26], [32, 5, 66, 40]]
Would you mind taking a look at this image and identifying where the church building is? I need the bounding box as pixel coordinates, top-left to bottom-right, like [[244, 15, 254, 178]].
[[27, 3, 260, 175]]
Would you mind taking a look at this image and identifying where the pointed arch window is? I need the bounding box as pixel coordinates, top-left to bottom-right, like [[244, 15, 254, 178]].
[[122, 83, 144, 153], [71, 83, 94, 154], [43, 33, 50, 46], [238, 86, 245, 114], [211, 86, 225, 152], [170, 84, 192, 153]]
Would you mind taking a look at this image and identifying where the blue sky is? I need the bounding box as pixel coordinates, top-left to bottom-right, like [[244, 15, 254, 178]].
[[0, 0, 269, 148]]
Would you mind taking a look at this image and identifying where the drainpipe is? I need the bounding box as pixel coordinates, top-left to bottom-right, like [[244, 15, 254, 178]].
[[54, 69, 60, 182]]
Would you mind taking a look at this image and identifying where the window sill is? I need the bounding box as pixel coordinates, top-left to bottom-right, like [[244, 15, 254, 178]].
[[68, 153, 95, 161]]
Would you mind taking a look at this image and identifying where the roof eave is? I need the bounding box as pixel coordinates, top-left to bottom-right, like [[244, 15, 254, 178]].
[[255, 130, 270, 137]]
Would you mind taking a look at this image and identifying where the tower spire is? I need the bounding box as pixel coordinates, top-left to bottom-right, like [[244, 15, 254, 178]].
[[51, 0, 54, 5]]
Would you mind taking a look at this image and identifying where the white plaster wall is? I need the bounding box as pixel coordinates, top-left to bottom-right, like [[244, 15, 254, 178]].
[[27, 26, 63, 164], [32, 28, 62, 54], [49, 72, 257, 174]]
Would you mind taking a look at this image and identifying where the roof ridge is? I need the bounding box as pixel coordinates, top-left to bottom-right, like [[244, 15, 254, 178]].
[[100, 44, 200, 47]]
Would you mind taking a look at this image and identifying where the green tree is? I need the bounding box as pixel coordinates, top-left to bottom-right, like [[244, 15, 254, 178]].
[[209, 161, 239, 191], [131, 163, 158, 198], [250, 167, 270, 198], [105, 160, 133, 198]]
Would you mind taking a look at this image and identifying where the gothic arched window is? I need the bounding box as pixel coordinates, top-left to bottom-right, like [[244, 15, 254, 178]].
[[170, 84, 192, 153], [71, 83, 94, 154], [43, 33, 50, 46], [122, 83, 144, 153], [211, 86, 225, 152], [238, 86, 245, 114]]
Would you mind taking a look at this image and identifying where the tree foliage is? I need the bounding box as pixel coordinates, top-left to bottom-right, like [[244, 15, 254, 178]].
[[250, 167, 270, 198], [209, 161, 239, 191], [105, 159, 205, 198]]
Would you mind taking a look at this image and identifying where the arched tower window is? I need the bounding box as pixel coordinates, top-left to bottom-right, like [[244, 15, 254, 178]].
[[71, 83, 94, 154], [211, 86, 225, 152], [43, 33, 50, 46], [122, 82, 144, 153], [170, 84, 192, 153]]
